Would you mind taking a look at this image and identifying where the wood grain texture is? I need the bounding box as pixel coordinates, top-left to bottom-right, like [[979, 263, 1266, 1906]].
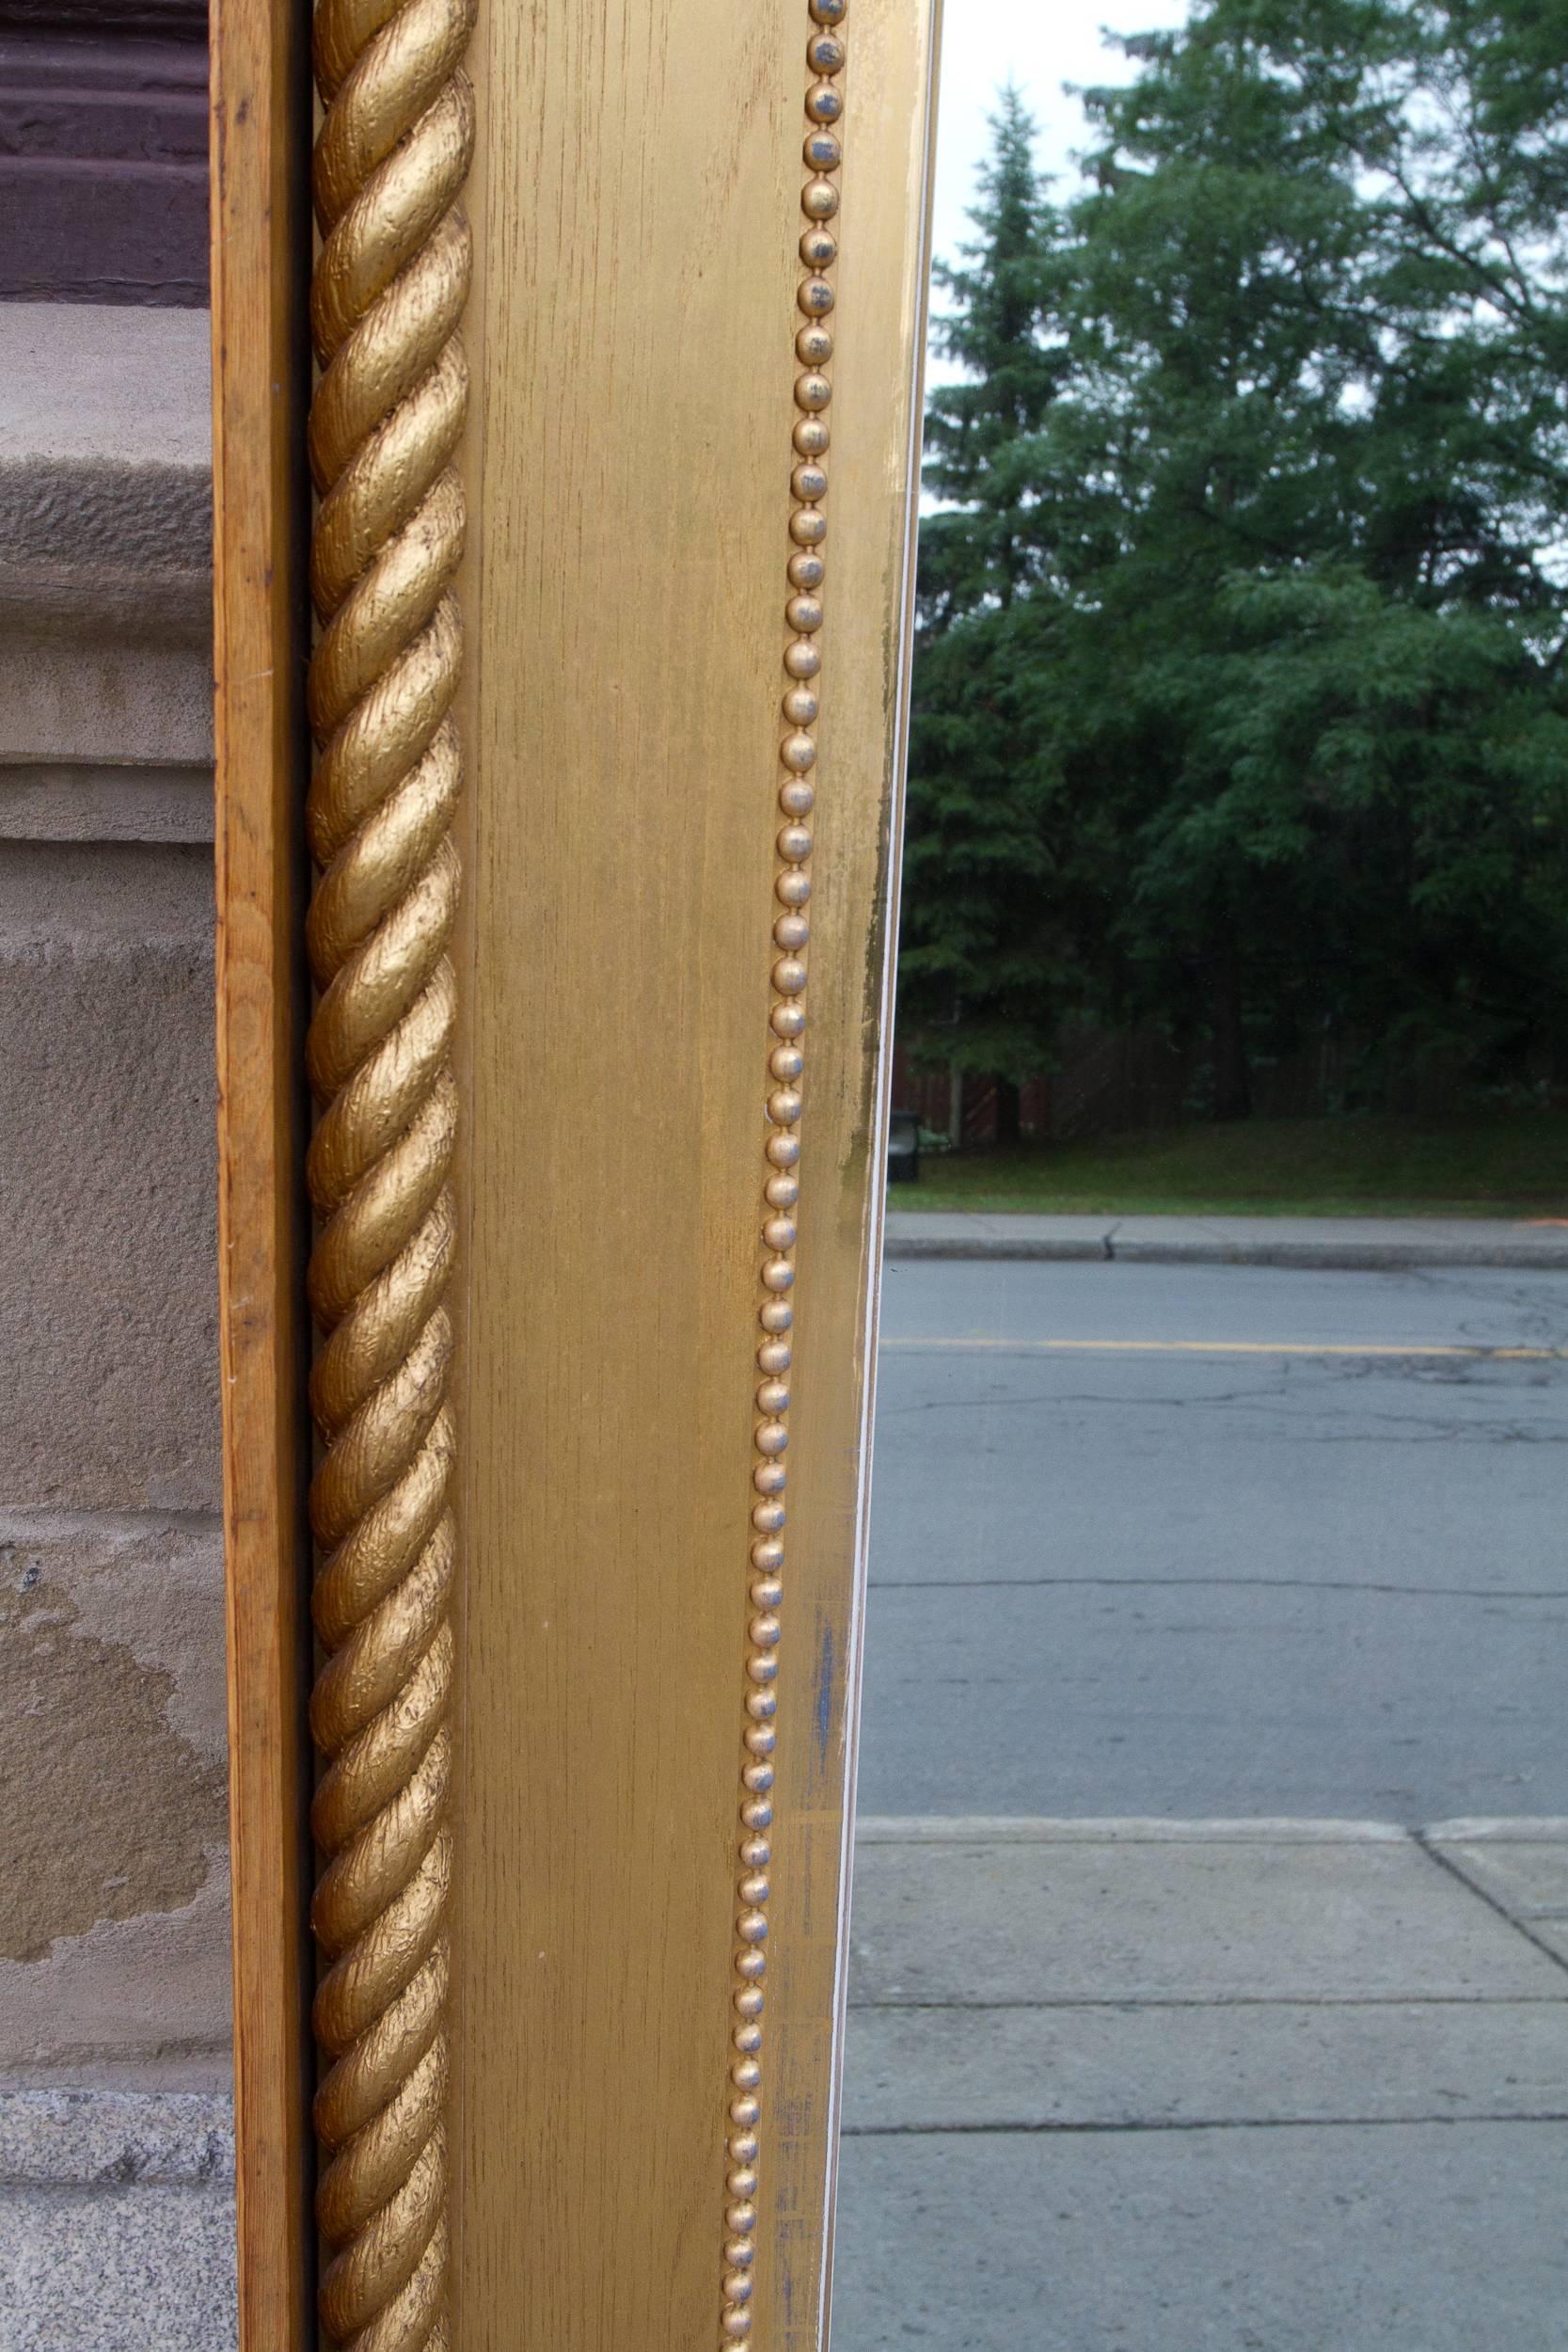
[[448, 4, 936, 2344], [210, 2, 314, 2344]]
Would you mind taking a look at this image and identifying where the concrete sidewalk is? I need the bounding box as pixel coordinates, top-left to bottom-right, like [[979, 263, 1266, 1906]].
[[833, 1817, 1568, 2349], [884, 1208, 1568, 1270]]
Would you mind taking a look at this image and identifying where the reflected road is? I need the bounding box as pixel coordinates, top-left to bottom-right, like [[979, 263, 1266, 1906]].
[[861, 1259, 1568, 1820]]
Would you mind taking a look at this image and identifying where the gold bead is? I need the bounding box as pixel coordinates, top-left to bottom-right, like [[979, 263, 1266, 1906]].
[[759, 1295, 793, 1332], [800, 275, 836, 316], [787, 593, 825, 633], [755, 1419, 789, 1456], [777, 871, 812, 909], [774, 954, 808, 993], [810, 0, 847, 22], [794, 413, 832, 457], [784, 684, 819, 726], [721, 2304, 752, 2339], [742, 1757, 775, 1795], [781, 742, 816, 784], [774, 901, 811, 939], [734, 2016, 764, 2052], [752, 1496, 785, 1530], [778, 822, 813, 860], [800, 228, 837, 272], [802, 176, 840, 220], [736, 1908, 768, 1945], [756, 1325, 793, 1362], [770, 1000, 806, 1039], [761, 1256, 795, 1291], [728, 2199, 759, 2233], [804, 129, 842, 172], [728, 2166, 760, 2198], [750, 1615, 782, 1650], [768, 1044, 804, 1083], [806, 79, 844, 124], [763, 1173, 798, 1211], [725, 2230, 757, 2264], [740, 1796, 773, 1832], [729, 2130, 761, 2163], [792, 462, 829, 502], [760, 1220, 796, 1256], [797, 324, 834, 366], [753, 1458, 787, 1493], [784, 636, 822, 678], [788, 551, 827, 591], [768, 1089, 805, 1127], [732, 2058, 763, 2092], [745, 1720, 777, 1753], [795, 370, 833, 411], [724, 2273, 754, 2306], [735, 1952, 766, 1987], [752, 1534, 785, 1570], [808, 30, 847, 72], [751, 1581, 784, 1615], [734, 1983, 766, 2020], [790, 506, 827, 548], [767, 1131, 802, 1169]]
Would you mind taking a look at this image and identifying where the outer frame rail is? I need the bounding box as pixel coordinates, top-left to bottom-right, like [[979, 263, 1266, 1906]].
[[213, 6, 937, 2345]]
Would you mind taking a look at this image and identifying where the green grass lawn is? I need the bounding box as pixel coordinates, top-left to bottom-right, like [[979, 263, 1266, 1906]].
[[895, 1113, 1568, 1218]]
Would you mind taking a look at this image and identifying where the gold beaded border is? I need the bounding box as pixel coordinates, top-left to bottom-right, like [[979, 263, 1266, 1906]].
[[719, 3, 848, 2342]]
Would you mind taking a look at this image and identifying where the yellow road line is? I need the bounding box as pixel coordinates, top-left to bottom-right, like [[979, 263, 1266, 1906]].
[[881, 1337, 1568, 1359]]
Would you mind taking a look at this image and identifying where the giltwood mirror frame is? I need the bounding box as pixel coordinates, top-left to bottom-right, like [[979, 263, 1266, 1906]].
[[211, 3, 939, 2344]]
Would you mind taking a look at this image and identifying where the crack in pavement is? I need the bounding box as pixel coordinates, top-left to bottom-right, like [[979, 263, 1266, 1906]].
[[840, 2112, 1568, 2137], [867, 1573, 1568, 1600]]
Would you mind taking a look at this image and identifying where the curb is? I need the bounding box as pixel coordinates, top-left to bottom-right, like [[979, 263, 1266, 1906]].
[[882, 1232, 1568, 1273]]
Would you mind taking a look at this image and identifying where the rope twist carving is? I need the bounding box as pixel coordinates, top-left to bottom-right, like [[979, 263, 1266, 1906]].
[[306, 3, 475, 2344]]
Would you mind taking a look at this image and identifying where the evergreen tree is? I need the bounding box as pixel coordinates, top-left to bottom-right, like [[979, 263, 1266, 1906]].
[[901, 2, 1568, 1115], [898, 90, 1094, 1094]]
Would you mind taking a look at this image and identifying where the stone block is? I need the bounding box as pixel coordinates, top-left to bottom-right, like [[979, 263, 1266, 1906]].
[[0, 1508, 230, 2076], [0, 2185, 236, 2352], [0, 305, 210, 643], [0, 841, 219, 1511], [0, 764, 213, 845]]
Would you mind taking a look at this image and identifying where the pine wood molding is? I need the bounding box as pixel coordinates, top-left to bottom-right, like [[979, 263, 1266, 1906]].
[[214, 3, 937, 2343]]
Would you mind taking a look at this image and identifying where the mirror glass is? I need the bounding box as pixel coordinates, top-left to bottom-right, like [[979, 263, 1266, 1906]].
[[835, 4, 1568, 2344]]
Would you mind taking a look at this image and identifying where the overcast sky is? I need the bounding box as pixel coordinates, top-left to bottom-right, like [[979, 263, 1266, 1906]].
[[928, 0, 1193, 272]]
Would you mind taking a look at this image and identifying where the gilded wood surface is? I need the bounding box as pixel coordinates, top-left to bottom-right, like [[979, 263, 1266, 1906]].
[[211, 1, 314, 2346], [750, 8, 938, 2340], [449, 3, 934, 2344], [304, 3, 476, 2346]]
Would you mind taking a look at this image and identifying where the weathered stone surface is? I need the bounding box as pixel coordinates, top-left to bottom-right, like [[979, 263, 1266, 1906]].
[[0, 2184, 236, 2352], [0, 633, 212, 769], [0, 764, 213, 844], [0, 305, 210, 642], [0, 1507, 230, 2076], [0, 841, 219, 1510], [0, 2091, 231, 2187]]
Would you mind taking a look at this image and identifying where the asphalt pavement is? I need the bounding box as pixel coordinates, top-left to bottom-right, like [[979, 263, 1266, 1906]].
[[833, 1250, 1568, 2351], [860, 1257, 1568, 1819]]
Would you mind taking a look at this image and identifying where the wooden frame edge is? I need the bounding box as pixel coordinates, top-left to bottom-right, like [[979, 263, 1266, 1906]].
[[211, 4, 315, 2345]]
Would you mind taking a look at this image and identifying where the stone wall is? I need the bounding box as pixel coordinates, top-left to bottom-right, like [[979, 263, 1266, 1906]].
[[0, 300, 235, 2346]]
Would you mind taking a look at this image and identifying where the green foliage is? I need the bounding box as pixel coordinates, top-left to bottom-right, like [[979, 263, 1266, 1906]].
[[899, 2, 1568, 1111]]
